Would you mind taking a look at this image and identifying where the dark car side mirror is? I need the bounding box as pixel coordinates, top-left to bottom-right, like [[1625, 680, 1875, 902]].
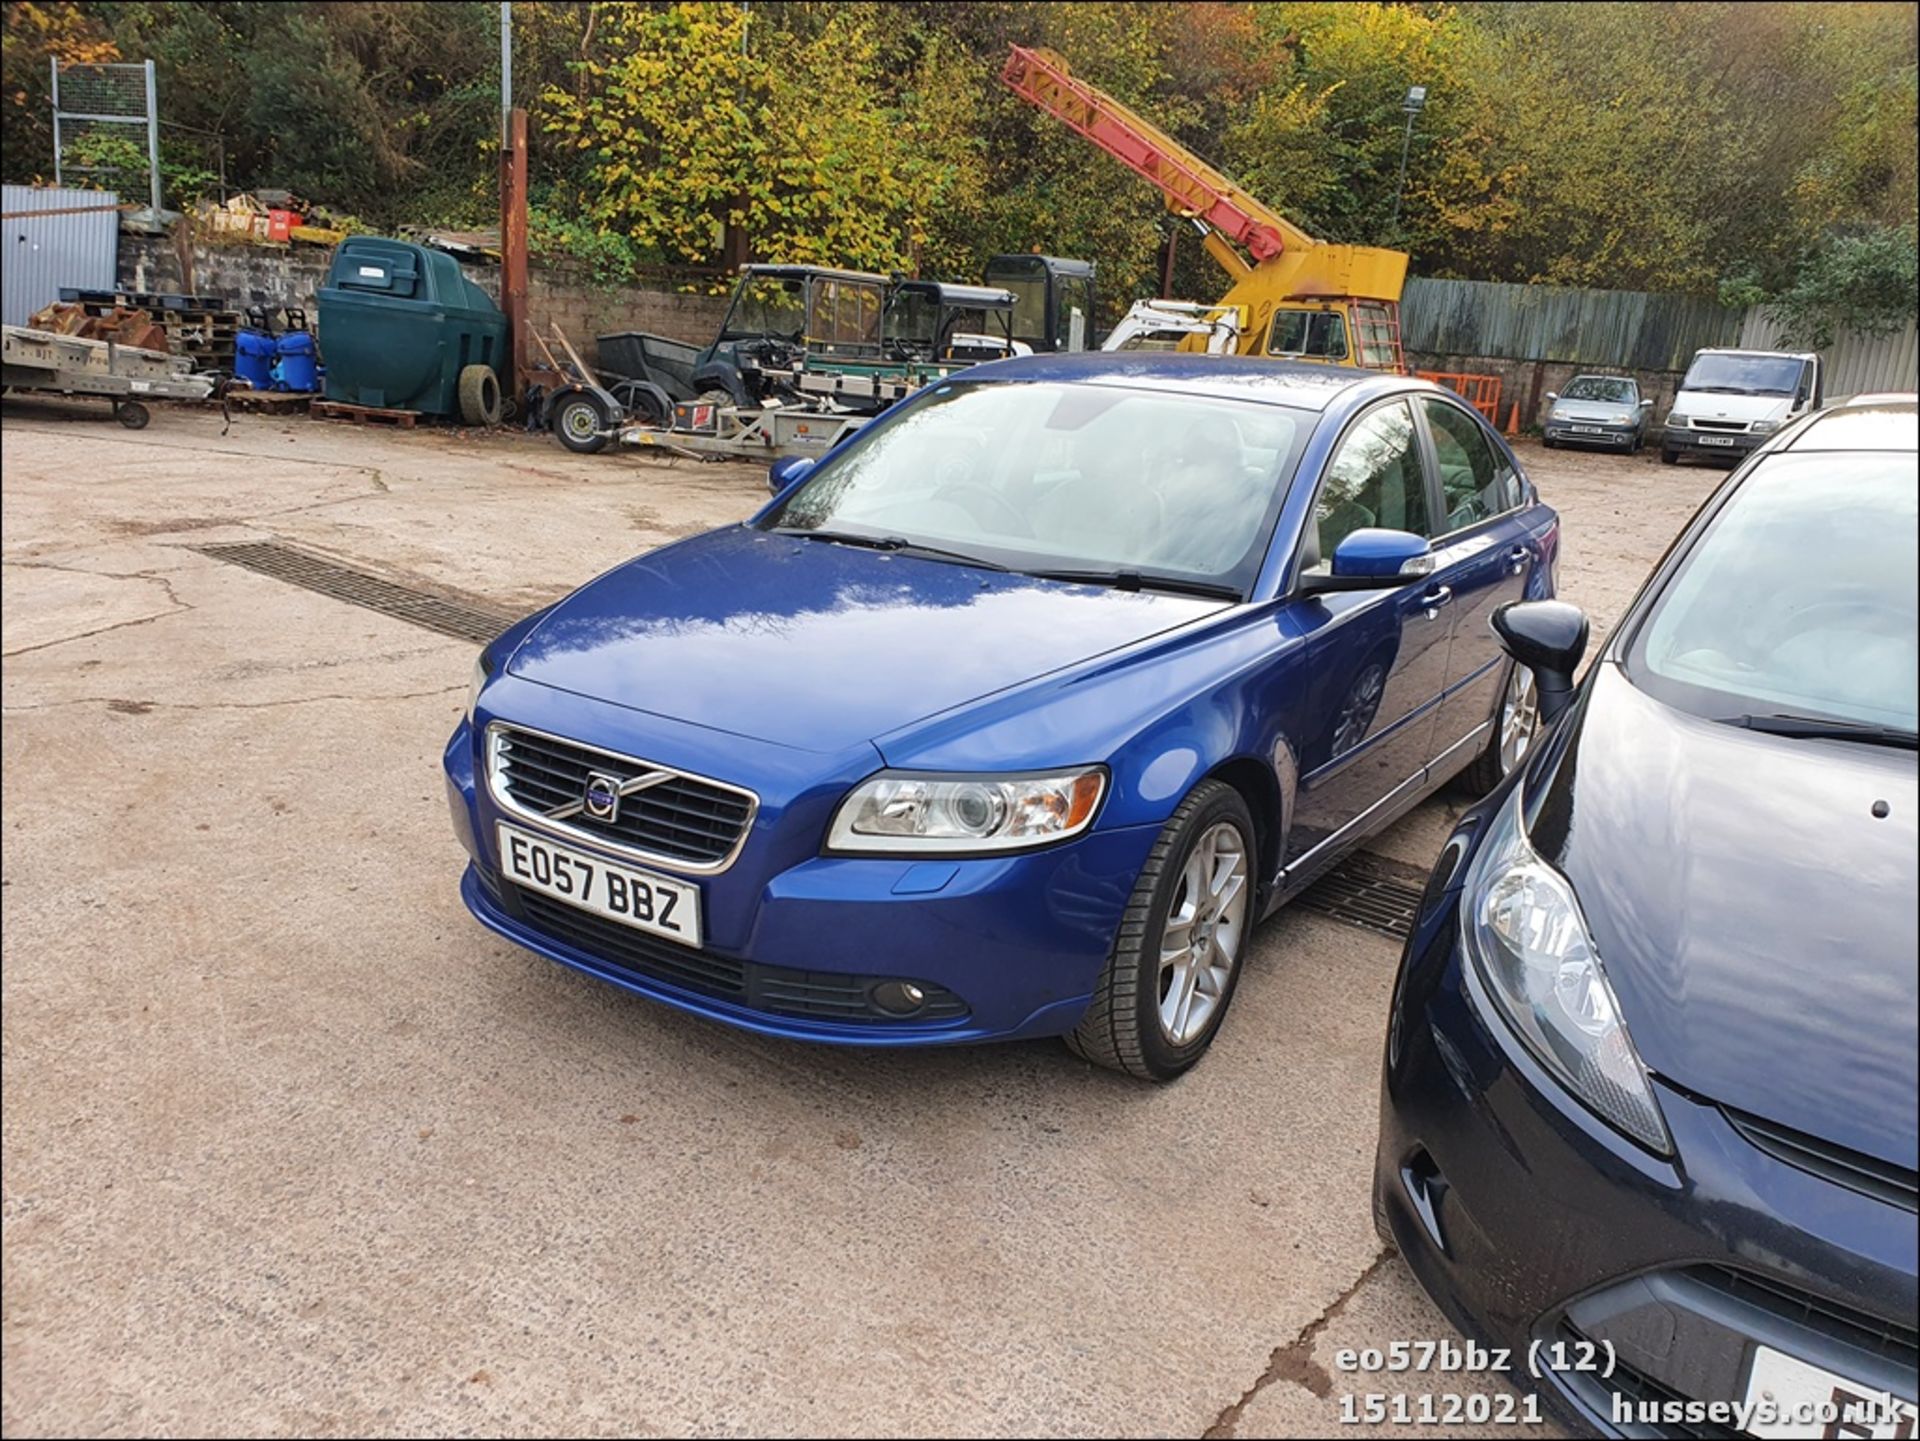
[[767, 455, 817, 497], [1299, 528, 1435, 595], [1493, 600, 1589, 725]]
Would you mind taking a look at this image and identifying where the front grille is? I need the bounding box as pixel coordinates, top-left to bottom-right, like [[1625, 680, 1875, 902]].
[[1725, 1106, 1919, 1213], [491, 725, 755, 869], [1691, 418, 1749, 432], [1691, 1266, 1919, 1373], [510, 886, 969, 1025], [1558, 1323, 1737, 1440]]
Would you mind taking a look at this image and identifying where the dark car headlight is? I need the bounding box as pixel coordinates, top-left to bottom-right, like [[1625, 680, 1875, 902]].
[[1460, 785, 1672, 1154]]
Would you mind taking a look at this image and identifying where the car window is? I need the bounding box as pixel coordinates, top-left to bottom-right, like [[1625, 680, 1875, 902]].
[[1628, 452, 1917, 731], [766, 381, 1311, 592], [1422, 399, 1519, 531], [1562, 376, 1636, 403], [1268, 310, 1349, 362], [1310, 399, 1432, 566]]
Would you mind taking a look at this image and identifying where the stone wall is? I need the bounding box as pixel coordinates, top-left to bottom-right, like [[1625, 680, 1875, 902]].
[[117, 234, 729, 365]]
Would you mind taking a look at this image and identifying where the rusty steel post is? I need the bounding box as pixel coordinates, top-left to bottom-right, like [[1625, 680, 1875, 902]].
[[500, 106, 530, 400]]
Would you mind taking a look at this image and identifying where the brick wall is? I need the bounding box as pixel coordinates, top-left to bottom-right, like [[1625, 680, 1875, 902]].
[[117, 234, 729, 365], [1407, 350, 1686, 431]]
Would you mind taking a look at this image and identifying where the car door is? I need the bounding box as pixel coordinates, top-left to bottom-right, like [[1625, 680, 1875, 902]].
[[1281, 397, 1453, 866], [1415, 396, 1545, 757]]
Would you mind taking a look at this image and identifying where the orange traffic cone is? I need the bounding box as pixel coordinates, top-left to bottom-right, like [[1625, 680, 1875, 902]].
[[1505, 403, 1521, 437]]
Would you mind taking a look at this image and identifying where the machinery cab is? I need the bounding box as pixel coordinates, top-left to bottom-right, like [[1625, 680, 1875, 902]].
[[701, 265, 890, 402], [884, 282, 1028, 364], [983, 254, 1097, 352], [1255, 298, 1405, 372]]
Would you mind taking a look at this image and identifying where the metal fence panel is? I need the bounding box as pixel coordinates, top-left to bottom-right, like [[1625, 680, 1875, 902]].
[[1, 185, 120, 328], [1737, 308, 1918, 400], [1402, 277, 1746, 371]]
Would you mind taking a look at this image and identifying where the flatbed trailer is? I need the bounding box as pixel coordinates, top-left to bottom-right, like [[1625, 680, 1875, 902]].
[[616, 400, 869, 461], [2, 324, 214, 428]]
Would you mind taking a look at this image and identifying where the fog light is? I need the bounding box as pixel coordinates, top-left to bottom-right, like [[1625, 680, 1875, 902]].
[[872, 981, 927, 1016]]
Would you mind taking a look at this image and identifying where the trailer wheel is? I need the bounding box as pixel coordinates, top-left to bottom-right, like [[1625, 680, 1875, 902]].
[[115, 400, 151, 430], [552, 391, 609, 454], [457, 365, 503, 426]]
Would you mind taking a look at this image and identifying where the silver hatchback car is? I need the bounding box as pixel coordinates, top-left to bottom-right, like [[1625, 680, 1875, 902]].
[[1542, 374, 1655, 452]]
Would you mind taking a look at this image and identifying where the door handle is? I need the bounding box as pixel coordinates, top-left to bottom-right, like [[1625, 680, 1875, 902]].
[[1422, 585, 1454, 619], [1507, 547, 1531, 575]]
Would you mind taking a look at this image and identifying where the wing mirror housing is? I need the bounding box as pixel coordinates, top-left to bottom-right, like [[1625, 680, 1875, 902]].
[[1299, 528, 1434, 594], [1493, 600, 1589, 725], [1544, 391, 1558, 404], [767, 455, 817, 497]]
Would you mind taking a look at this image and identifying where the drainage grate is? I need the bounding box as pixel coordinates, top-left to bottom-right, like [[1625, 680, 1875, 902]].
[[195, 542, 514, 645], [1297, 854, 1428, 941]]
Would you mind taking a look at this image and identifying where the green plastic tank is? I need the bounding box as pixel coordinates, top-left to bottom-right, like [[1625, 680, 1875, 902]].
[[317, 236, 507, 416]]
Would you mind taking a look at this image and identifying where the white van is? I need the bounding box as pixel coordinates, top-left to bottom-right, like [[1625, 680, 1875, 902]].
[[1662, 348, 1821, 465]]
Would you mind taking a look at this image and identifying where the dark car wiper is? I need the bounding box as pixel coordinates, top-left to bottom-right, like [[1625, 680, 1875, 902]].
[[1729, 713, 1919, 750], [1024, 568, 1242, 600], [770, 527, 1009, 571]]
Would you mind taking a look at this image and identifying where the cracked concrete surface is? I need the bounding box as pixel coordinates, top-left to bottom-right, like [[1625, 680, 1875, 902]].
[[2, 397, 1722, 1436]]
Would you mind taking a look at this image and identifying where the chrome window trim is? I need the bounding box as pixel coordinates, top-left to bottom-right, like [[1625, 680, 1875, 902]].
[[484, 720, 760, 876]]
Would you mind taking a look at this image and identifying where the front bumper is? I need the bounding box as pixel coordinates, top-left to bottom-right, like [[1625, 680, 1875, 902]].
[[1377, 886, 1919, 1436], [1545, 418, 1638, 448], [1664, 426, 1766, 458], [444, 706, 1156, 1045]]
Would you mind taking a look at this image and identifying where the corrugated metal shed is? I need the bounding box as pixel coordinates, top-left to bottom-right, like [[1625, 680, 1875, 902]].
[[1402, 277, 1746, 371], [1737, 308, 1918, 400], [2, 185, 120, 328]]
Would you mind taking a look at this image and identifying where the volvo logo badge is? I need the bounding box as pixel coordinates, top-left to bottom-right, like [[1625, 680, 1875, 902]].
[[583, 771, 623, 822]]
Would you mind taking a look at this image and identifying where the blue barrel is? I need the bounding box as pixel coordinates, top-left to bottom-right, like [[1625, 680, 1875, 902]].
[[270, 331, 319, 392], [235, 329, 276, 390]]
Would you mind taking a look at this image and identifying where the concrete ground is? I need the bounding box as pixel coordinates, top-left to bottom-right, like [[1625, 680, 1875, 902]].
[[1, 397, 1725, 1438]]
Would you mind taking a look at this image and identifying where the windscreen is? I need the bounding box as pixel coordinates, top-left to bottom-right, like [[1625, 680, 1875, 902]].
[[763, 381, 1310, 593], [1562, 376, 1636, 403], [1681, 353, 1806, 396], [1630, 453, 1917, 731], [722, 276, 807, 340]]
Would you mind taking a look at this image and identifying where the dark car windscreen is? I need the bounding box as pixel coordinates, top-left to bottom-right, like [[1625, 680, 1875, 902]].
[[1561, 376, 1636, 403], [1627, 452, 1918, 733], [763, 381, 1311, 594], [1681, 353, 1806, 396]]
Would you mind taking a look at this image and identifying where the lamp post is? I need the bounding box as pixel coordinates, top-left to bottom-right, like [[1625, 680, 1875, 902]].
[[1392, 84, 1427, 231]]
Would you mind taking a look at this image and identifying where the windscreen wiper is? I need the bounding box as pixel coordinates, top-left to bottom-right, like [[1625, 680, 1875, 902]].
[[1730, 713, 1919, 750], [1024, 568, 1242, 600], [770, 528, 1009, 570]]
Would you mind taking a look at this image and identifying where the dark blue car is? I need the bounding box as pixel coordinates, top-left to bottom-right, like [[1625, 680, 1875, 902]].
[[1377, 396, 1918, 1433], [447, 354, 1558, 1078]]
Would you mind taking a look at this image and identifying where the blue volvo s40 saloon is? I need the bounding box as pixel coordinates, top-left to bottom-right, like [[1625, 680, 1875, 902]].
[[446, 354, 1559, 1078]]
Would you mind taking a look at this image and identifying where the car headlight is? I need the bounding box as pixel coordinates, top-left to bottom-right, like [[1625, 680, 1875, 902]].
[[1664, 413, 1687, 430], [1750, 419, 1780, 434], [1459, 787, 1671, 1154], [827, 768, 1105, 854], [1608, 412, 1631, 425], [467, 647, 495, 721]]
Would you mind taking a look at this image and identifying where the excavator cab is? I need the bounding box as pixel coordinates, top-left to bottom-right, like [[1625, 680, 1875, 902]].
[[984, 254, 1097, 352], [1258, 299, 1405, 371]]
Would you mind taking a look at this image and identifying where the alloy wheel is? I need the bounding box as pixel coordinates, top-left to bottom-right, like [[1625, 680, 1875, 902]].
[[1157, 821, 1251, 1045], [1499, 664, 1539, 774]]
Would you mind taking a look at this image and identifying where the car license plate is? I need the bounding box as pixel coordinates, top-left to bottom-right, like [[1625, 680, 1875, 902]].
[[1571, 424, 1608, 434], [496, 822, 701, 947], [1700, 435, 1739, 446], [1742, 1345, 1917, 1439]]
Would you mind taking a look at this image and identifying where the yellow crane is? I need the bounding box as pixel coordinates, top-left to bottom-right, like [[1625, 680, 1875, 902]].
[[1002, 45, 1410, 371]]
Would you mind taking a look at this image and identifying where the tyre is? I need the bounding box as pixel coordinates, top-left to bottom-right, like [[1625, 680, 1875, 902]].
[[457, 364, 503, 426], [1066, 779, 1257, 1081], [115, 400, 150, 430], [1631, 427, 1645, 453], [1660, 447, 1678, 466], [1541, 434, 1557, 449], [551, 391, 609, 454], [1455, 661, 1539, 795]]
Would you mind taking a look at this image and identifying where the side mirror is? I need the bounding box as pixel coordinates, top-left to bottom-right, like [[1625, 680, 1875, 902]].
[[1639, 398, 1654, 410], [1300, 528, 1434, 594], [1492, 600, 1589, 725], [1544, 391, 1559, 404], [767, 455, 816, 497]]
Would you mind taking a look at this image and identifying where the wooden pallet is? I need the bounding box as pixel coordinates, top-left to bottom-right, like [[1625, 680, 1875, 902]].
[[310, 399, 419, 428], [225, 389, 317, 413]]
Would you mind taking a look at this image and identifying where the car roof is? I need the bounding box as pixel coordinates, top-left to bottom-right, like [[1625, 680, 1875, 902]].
[[1691, 347, 1819, 362], [1781, 395, 1917, 453], [949, 351, 1411, 412], [893, 281, 1016, 308], [1567, 372, 1636, 383]]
